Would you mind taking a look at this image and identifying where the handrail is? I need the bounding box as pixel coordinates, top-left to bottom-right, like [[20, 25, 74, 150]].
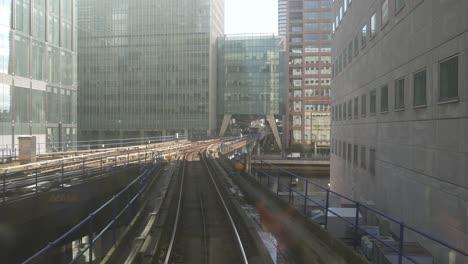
[[250, 158, 468, 263], [23, 158, 161, 264]]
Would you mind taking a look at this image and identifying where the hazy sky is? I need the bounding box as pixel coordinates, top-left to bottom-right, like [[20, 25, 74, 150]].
[[225, 0, 278, 35]]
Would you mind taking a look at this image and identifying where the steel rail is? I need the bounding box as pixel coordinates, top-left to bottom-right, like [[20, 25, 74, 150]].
[[201, 151, 249, 264], [163, 153, 187, 264]]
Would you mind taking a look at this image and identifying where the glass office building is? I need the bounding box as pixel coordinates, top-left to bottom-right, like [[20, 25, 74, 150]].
[[0, 0, 77, 151], [78, 0, 224, 141], [217, 34, 283, 148], [217, 34, 281, 116]]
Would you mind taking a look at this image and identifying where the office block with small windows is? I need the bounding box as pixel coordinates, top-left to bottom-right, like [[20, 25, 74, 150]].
[[330, 0, 468, 262]]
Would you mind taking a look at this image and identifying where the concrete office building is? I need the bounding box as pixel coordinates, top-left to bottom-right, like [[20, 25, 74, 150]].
[[330, 0, 467, 262], [78, 0, 224, 141], [284, 0, 333, 151], [217, 34, 283, 149], [0, 0, 77, 152]]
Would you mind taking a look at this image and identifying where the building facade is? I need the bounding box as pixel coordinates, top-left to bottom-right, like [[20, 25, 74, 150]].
[[0, 0, 78, 152], [217, 34, 283, 148], [78, 0, 224, 141], [330, 0, 467, 262], [278, 0, 288, 36], [284, 0, 333, 151]]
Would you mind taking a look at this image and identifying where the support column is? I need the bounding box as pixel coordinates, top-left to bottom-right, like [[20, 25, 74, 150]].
[[219, 114, 232, 137], [266, 115, 282, 151]]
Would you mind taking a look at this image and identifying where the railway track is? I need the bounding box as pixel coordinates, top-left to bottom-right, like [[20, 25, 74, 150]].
[[160, 149, 251, 264], [0, 140, 220, 205]]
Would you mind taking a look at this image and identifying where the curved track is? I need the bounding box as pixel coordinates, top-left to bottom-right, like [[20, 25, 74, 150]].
[[163, 150, 248, 264]]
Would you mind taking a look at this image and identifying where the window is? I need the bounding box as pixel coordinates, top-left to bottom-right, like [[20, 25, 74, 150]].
[[381, 85, 389, 112], [343, 101, 347, 119], [339, 104, 343, 120], [361, 24, 367, 49], [305, 12, 319, 20], [354, 97, 359, 118], [304, 2, 319, 9], [371, 13, 377, 37], [361, 94, 367, 116], [305, 23, 319, 31], [354, 35, 359, 56], [343, 142, 347, 160], [439, 56, 458, 101], [348, 100, 352, 119], [347, 143, 352, 163], [361, 146, 367, 169], [305, 45, 319, 53], [370, 89, 376, 114], [348, 42, 352, 63], [413, 69, 427, 106], [353, 145, 358, 166], [369, 148, 376, 175], [293, 90, 302, 98], [321, 46, 331, 52], [395, 0, 405, 13], [382, 0, 389, 26], [395, 78, 405, 109]]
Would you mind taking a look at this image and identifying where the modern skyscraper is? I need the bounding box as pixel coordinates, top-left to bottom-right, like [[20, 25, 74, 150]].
[[285, 0, 333, 151], [0, 0, 77, 152], [330, 0, 467, 262], [78, 0, 224, 141], [217, 34, 283, 149]]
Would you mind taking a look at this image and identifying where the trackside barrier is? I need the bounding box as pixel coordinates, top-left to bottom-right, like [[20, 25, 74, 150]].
[[251, 159, 468, 264], [22, 158, 162, 264], [219, 134, 260, 154], [2, 150, 162, 206], [1, 135, 191, 160]]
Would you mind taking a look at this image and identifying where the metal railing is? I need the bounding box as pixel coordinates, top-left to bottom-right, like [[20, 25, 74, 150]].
[[219, 134, 260, 154], [1, 148, 163, 206], [22, 157, 162, 264], [0, 135, 192, 161], [251, 160, 468, 264]]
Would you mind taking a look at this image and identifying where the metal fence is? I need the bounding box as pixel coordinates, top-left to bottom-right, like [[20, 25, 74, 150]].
[[22, 157, 162, 264], [1, 150, 161, 206], [0, 135, 192, 162], [251, 160, 468, 264]]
